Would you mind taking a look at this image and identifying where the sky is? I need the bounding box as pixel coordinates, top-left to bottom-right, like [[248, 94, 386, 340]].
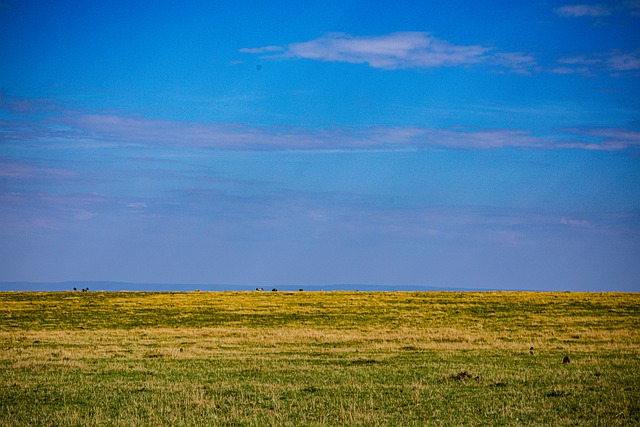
[[1, 0, 639, 291]]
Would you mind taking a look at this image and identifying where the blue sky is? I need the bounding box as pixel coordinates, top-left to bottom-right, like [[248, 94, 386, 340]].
[[1, 0, 639, 291]]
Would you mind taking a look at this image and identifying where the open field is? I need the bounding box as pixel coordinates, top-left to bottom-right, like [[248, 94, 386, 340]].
[[0, 291, 638, 426]]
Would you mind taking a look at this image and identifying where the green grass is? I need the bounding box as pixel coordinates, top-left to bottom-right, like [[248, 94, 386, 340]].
[[0, 291, 638, 426]]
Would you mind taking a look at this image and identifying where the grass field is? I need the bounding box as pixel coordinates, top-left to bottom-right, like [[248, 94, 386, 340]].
[[0, 291, 638, 426]]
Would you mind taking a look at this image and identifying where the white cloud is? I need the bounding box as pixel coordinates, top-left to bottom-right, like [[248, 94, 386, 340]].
[[284, 32, 488, 69], [242, 32, 534, 72], [555, 4, 611, 17]]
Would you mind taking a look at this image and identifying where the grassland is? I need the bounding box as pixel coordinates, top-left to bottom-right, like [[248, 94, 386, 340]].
[[0, 291, 638, 426]]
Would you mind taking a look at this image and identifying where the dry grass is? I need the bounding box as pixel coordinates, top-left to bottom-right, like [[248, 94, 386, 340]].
[[0, 291, 638, 426]]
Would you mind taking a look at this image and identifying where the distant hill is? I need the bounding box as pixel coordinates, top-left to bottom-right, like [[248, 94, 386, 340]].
[[0, 281, 494, 292]]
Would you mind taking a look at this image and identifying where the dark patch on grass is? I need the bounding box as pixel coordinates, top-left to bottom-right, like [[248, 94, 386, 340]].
[[546, 390, 571, 398], [450, 371, 481, 381], [143, 352, 162, 359]]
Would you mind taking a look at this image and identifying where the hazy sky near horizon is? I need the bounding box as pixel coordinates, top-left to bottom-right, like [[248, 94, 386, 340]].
[[1, 0, 639, 291]]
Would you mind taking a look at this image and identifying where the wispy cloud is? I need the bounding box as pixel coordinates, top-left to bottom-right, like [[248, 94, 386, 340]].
[[2, 97, 639, 152], [559, 127, 640, 150], [623, 0, 640, 16], [241, 32, 535, 72], [608, 51, 640, 70], [490, 52, 537, 72], [555, 1, 640, 17], [0, 190, 110, 233], [0, 159, 75, 179], [0, 92, 63, 114], [560, 217, 592, 228], [241, 31, 639, 77], [42, 117, 640, 152], [555, 4, 612, 17], [239, 45, 284, 55], [551, 50, 640, 75], [62, 113, 640, 152]]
